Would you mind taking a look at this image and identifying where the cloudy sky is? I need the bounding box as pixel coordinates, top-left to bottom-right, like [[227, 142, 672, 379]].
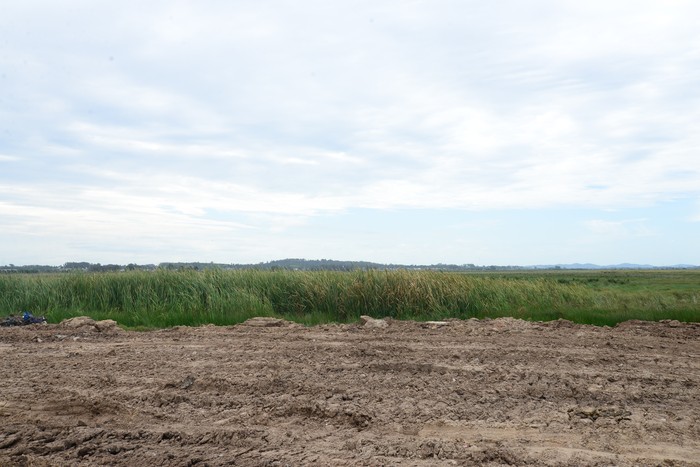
[[1, 1, 699, 266]]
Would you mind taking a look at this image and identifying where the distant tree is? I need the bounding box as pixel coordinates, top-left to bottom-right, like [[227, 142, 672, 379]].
[[64, 262, 91, 270]]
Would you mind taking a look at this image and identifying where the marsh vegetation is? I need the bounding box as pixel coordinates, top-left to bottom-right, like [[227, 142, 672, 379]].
[[1, 269, 698, 328]]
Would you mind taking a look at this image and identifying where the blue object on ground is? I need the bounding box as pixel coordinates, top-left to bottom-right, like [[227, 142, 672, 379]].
[[1, 311, 47, 326]]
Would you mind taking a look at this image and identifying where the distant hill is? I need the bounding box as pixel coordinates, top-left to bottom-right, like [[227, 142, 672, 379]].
[[530, 263, 699, 270]]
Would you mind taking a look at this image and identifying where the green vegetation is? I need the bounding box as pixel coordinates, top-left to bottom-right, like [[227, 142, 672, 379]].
[[1, 269, 698, 328]]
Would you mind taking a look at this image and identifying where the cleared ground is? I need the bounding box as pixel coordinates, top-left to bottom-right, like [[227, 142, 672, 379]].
[[1, 317, 699, 466]]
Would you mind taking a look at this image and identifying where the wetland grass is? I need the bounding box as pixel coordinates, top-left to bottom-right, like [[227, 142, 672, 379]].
[[1, 269, 698, 328]]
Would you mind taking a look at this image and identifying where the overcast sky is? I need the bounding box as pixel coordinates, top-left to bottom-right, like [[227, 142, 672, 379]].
[[1, 1, 699, 266]]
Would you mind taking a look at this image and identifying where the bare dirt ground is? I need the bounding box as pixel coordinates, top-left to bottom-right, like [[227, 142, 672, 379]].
[[1, 316, 699, 466]]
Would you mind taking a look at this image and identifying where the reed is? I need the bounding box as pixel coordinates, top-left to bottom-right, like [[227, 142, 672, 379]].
[[0, 269, 698, 328]]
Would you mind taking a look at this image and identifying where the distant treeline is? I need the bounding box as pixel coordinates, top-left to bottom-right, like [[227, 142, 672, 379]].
[[0, 263, 157, 274], [0, 259, 527, 274], [3, 259, 697, 274]]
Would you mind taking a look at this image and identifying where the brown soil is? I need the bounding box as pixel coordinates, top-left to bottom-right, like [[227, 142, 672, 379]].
[[1, 316, 699, 466]]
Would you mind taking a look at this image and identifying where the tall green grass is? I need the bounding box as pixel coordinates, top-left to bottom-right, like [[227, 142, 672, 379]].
[[0, 269, 698, 328]]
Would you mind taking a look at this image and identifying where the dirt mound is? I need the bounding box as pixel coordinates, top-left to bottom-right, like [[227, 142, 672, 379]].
[[360, 315, 389, 328], [1, 317, 698, 466], [59, 316, 123, 333], [240, 317, 298, 328]]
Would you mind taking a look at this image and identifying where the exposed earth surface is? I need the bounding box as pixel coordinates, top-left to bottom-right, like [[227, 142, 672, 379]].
[[1, 316, 699, 466]]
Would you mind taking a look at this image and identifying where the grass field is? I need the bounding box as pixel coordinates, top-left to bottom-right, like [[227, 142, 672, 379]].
[[1, 269, 698, 328]]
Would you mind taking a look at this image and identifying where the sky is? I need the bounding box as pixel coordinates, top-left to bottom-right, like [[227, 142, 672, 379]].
[[1, 1, 700, 266]]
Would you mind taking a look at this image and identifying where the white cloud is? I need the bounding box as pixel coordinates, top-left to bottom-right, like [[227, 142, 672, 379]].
[[2, 1, 700, 264], [0, 155, 21, 162], [583, 219, 656, 239]]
